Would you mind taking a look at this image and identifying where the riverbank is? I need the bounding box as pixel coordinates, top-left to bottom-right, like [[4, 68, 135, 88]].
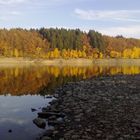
[[37, 74, 140, 140], [0, 57, 140, 66]]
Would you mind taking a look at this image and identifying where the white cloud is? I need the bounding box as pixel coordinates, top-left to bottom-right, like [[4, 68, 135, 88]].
[[74, 9, 140, 22], [0, 11, 21, 21], [0, 0, 26, 4], [98, 25, 140, 38], [0, 17, 8, 21], [0, 117, 27, 125], [10, 11, 21, 15], [0, 11, 21, 22]]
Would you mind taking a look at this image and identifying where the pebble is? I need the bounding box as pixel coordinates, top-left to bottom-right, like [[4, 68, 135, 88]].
[[36, 75, 140, 140]]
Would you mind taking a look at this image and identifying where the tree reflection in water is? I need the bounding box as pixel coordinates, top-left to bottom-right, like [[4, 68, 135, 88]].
[[0, 65, 139, 95]]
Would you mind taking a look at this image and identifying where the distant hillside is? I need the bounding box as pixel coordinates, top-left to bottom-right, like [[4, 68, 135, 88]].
[[0, 28, 139, 59]]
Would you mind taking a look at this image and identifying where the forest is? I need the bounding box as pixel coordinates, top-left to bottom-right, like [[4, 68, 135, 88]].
[[0, 28, 140, 59]]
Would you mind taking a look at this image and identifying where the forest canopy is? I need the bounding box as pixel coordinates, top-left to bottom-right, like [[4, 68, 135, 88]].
[[0, 28, 140, 59]]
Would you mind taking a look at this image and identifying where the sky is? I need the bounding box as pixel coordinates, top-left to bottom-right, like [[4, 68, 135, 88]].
[[0, 0, 140, 38]]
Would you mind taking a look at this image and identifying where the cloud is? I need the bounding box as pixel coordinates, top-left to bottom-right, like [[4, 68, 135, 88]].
[[74, 9, 140, 22], [0, 11, 21, 21], [10, 11, 21, 15], [98, 25, 140, 38], [0, 117, 27, 125], [0, 0, 26, 5]]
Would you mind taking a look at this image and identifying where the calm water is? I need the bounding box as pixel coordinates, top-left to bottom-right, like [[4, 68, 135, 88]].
[[0, 64, 140, 140]]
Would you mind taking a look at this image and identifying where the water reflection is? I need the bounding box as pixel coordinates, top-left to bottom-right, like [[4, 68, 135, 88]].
[[0, 95, 51, 140], [0, 64, 140, 140], [0, 65, 140, 95]]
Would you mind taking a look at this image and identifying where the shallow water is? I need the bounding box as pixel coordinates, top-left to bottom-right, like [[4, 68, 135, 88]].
[[0, 64, 140, 140], [0, 95, 52, 140]]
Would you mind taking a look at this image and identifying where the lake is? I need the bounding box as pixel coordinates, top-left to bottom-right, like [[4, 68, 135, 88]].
[[0, 64, 140, 140]]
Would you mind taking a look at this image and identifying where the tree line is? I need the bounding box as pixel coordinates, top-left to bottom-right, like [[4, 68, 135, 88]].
[[0, 28, 139, 59]]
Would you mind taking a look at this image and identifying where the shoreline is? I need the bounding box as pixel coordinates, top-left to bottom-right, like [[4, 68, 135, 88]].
[[0, 58, 139, 66], [35, 74, 140, 140]]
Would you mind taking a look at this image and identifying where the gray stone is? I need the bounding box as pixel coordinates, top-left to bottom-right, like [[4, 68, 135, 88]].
[[54, 94, 59, 98], [41, 136, 51, 140], [33, 118, 46, 128], [71, 135, 79, 139], [43, 129, 54, 137], [31, 108, 37, 112]]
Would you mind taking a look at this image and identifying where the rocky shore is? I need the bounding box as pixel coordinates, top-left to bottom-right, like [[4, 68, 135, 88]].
[[35, 74, 140, 140]]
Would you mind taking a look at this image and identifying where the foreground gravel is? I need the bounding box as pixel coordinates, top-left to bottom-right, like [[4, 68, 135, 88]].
[[38, 74, 140, 140]]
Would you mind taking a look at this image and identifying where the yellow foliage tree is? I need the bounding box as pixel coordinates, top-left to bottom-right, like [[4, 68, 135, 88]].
[[14, 48, 19, 57], [110, 51, 121, 58], [53, 48, 60, 58]]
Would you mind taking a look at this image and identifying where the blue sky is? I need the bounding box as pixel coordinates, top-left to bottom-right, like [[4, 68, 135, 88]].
[[0, 0, 140, 38]]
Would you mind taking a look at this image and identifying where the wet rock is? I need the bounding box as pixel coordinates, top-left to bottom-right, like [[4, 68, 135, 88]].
[[74, 118, 81, 122], [48, 115, 57, 120], [82, 136, 92, 140], [63, 108, 71, 113], [48, 120, 63, 126], [53, 94, 59, 98], [74, 113, 83, 119], [49, 100, 57, 105], [53, 130, 59, 135], [45, 95, 53, 99], [8, 129, 12, 133], [41, 136, 51, 140], [56, 117, 64, 123], [36, 75, 140, 140], [31, 108, 37, 112], [71, 135, 80, 139], [132, 122, 140, 130], [43, 129, 54, 137], [33, 118, 46, 129], [59, 138, 64, 140], [38, 112, 65, 118], [42, 107, 51, 112]]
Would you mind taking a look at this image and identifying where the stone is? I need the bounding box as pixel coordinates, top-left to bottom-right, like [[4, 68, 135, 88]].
[[56, 117, 64, 122], [43, 129, 54, 137], [42, 107, 51, 112], [48, 115, 57, 120], [71, 135, 79, 139], [41, 136, 51, 140], [46, 95, 53, 98], [54, 94, 59, 98], [35, 75, 140, 140], [74, 118, 81, 122], [53, 130, 59, 135], [31, 108, 37, 112], [59, 138, 64, 140], [8, 129, 12, 133], [38, 112, 65, 118], [48, 120, 63, 126], [33, 118, 46, 128]]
